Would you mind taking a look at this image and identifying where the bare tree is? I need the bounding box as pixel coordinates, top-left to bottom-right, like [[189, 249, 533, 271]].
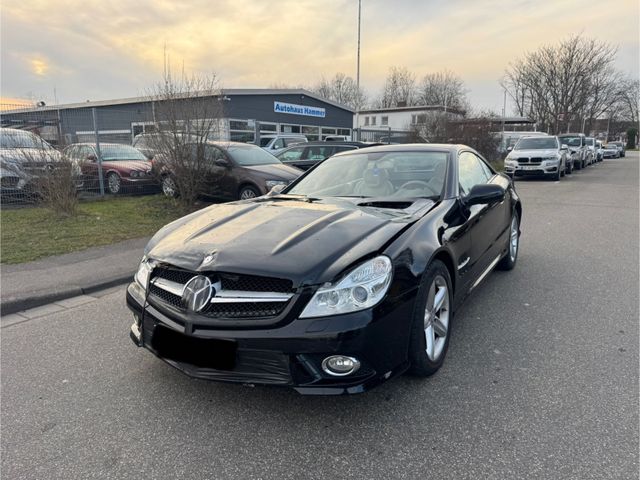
[[312, 73, 366, 109], [618, 77, 639, 124], [504, 35, 619, 133], [378, 66, 416, 108], [149, 73, 225, 207], [416, 70, 469, 111]]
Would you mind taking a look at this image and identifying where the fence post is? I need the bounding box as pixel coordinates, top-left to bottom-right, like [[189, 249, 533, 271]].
[[92, 107, 105, 196]]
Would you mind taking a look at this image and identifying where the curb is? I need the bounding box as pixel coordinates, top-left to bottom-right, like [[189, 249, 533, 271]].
[[1, 272, 133, 316]]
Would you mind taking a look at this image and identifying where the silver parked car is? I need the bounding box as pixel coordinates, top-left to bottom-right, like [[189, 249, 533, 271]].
[[0, 128, 64, 199], [557, 133, 590, 170], [504, 135, 570, 180]]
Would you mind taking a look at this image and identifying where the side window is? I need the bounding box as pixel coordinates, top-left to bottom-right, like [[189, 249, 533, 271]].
[[273, 139, 285, 149], [333, 146, 357, 154], [279, 147, 305, 161], [458, 151, 491, 195], [81, 146, 95, 160], [204, 145, 226, 162], [476, 154, 494, 179], [284, 138, 304, 147]]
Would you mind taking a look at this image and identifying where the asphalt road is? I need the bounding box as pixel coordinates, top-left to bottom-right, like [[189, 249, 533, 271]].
[[2, 153, 638, 480]]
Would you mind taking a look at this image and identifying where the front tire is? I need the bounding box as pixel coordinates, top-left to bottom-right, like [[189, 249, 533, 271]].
[[107, 173, 121, 194], [239, 185, 260, 200], [408, 260, 453, 377], [497, 211, 520, 271]]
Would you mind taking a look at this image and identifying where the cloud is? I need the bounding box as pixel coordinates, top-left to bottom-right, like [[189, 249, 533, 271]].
[[1, 0, 638, 112]]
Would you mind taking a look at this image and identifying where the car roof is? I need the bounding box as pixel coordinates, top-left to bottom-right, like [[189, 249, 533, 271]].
[[284, 141, 380, 147], [66, 142, 138, 148], [330, 143, 471, 157]]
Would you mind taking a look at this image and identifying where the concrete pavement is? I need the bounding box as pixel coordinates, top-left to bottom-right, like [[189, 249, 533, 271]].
[[1, 153, 638, 479]]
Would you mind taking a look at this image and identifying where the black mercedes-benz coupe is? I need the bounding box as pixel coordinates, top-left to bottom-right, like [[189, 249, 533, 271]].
[[127, 144, 522, 395]]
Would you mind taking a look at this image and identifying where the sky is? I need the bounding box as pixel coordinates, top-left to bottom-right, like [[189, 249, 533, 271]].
[[1, 0, 638, 113]]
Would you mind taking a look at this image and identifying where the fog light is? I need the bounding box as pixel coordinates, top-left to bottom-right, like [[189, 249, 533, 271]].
[[321, 355, 361, 376]]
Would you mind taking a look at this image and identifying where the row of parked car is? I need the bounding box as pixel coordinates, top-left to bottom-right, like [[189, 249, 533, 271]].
[[503, 132, 626, 180], [0, 126, 628, 201]]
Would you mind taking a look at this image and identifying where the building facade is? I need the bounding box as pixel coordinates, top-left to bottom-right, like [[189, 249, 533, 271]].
[[1, 89, 353, 146]]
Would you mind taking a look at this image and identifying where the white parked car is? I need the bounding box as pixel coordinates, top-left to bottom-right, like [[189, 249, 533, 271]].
[[258, 135, 308, 154]]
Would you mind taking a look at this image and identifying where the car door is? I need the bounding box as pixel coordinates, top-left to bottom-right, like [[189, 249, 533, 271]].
[[278, 146, 307, 169], [205, 145, 234, 199], [458, 151, 509, 285], [78, 145, 100, 188]]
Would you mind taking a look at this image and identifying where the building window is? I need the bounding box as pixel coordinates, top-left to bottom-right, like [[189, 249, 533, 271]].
[[381, 116, 388, 126], [281, 124, 301, 134], [364, 116, 370, 126], [302, 125, 320, 142], [229, 119, 255, 143], [417, 114, 427, 124], [371, 116, 377, 126], [411, 114, 417, 125]]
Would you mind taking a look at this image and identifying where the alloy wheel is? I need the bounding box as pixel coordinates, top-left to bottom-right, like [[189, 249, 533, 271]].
[[107, 173, 120, 194], [509, 215, 519, 261], [162, 176, 177, 197], [240, 188, 257, 200], [423, 276, 450, 362]]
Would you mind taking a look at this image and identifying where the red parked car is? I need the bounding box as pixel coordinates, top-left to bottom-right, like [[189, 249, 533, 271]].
[[63, 143, 157, 194]]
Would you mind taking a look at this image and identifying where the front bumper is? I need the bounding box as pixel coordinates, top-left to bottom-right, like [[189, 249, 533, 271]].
[[126, 281, 415, 395], [504, 161, 560, 177]]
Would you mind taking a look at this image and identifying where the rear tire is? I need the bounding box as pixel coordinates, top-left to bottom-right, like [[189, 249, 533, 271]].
[[408, 260, 454, 377]]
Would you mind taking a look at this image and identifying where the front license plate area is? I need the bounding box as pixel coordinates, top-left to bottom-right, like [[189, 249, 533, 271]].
[[519, 165, 539, 170], [151, 325, 237, 370]]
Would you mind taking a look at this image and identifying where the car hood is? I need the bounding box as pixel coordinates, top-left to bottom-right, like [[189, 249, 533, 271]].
[[145, 196, 434, 286], [509, 148, 558, 158], [100, 160, 152, 172], [240, 163, 301, 180]]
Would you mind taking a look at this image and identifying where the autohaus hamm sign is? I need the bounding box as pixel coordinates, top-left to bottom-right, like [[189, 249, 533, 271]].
[[274, 101, 326, 118]]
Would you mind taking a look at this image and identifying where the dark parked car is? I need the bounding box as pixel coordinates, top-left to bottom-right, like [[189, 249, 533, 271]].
[[0, 128, 65, 199], [63, 143, 156, 194], [127, 144, 522, 395], [157, 141, 301, 200], [503, 135, 570, 179], [275, 141, 380, 170]]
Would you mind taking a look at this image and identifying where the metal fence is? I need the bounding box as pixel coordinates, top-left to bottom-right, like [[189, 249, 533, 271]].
[[1, 103, 163, 205], [353, 127, 421, 144]]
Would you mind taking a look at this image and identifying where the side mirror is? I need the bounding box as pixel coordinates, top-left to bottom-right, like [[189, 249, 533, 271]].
[[267, 184, 286, 195], [87, 154, 97, 161], [560, 144, 568, 151], [214, 158, 229, 167], [464, 184, 505, 206], [506, 146, 513, 152]]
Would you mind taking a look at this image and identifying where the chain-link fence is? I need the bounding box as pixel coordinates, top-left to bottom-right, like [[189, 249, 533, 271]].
[[1, 103, 162, 206]]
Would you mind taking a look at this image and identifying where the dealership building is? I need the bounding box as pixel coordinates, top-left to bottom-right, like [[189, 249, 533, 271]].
[[1, 89, 354, 145]]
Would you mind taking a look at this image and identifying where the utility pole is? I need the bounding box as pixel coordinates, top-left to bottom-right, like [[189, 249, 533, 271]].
[[354, 0, 361, 141], [501, 87, 507, 132]]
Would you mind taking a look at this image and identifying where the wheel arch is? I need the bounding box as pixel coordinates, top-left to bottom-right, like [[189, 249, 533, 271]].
[[427, 248, 456, 294], [238, 182, 261, 196]]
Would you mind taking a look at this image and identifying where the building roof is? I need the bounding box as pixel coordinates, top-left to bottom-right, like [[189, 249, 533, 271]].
[[358, 105, 466, 116], [1, 89, 354, 114]]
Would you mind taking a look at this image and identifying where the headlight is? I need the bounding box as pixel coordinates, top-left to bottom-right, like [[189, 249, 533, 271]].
[[266, 180, 288, 189], [130, 171, 139, 178], [135, 256, 155, 289], [299, 256, 393, 318], [542, 156, 559, 162]]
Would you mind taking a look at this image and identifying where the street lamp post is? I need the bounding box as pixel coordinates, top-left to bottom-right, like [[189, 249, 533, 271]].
[[354, 0, 361, 140]]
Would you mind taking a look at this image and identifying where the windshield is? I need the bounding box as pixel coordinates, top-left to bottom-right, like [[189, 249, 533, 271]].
[[558, 136, 582, 147], [611, 142, 622, 147], [227, 145, 281, 165], [100, 145, 148, 161], [0, 130, 54, 150], [585, 138, 594, 146], [287, 150, 448, 199], [515, 137, 558, 150], [259, 137, 273, 147]]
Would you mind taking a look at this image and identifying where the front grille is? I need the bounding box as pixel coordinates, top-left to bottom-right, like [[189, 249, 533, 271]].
[[207, 302, 288, 318], [220, 273, 292, 293], [517, 157, 542, 165], [0, 176, 19, 188], [149, 283, 182, 308], [148, 266, 293, 320]]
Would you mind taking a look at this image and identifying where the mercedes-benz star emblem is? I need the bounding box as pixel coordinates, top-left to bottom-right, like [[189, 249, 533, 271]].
[[182, 275, 213, 312]]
